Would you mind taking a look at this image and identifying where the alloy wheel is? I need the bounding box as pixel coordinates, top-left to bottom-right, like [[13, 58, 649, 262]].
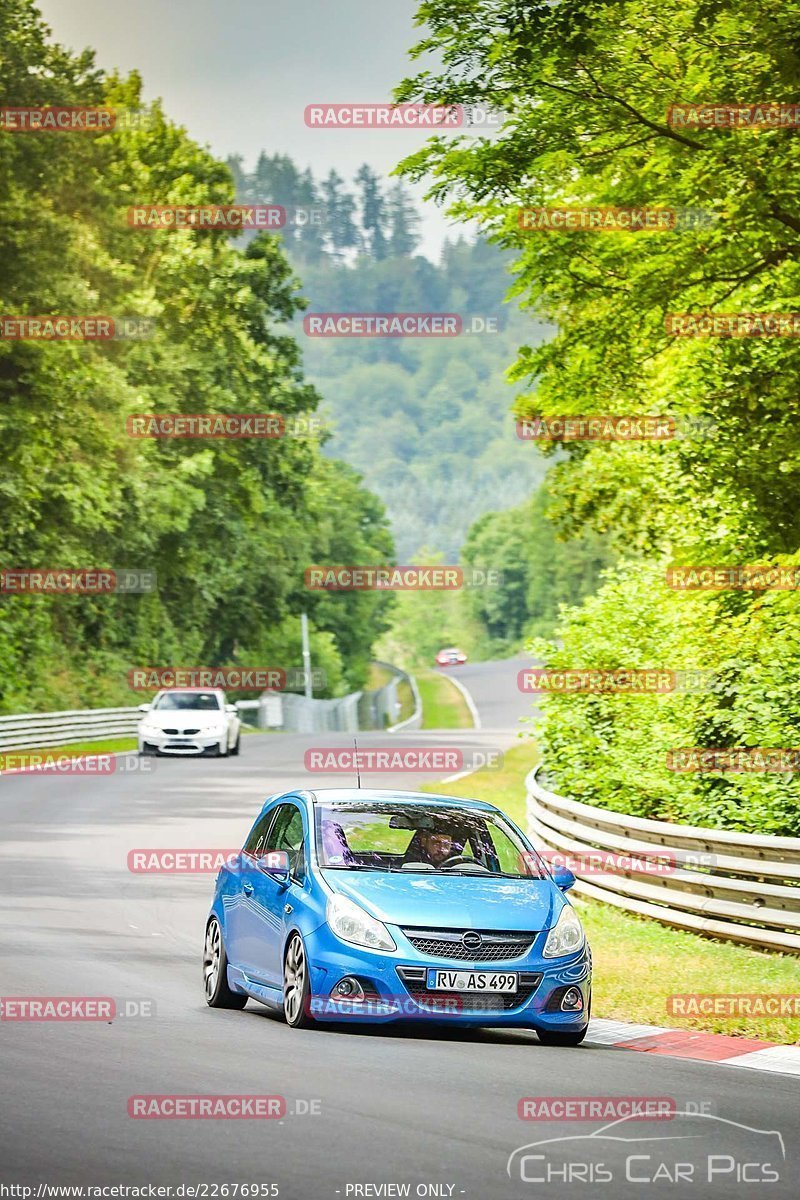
[[283, 934, 306, 1025], [203, 919, 221, 1001]]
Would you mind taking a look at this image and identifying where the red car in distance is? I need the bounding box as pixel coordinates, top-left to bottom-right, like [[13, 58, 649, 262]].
[[435, 647, 467, 667]]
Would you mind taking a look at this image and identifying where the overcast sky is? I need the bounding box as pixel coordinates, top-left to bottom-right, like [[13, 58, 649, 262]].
[[36, 0, 464, 258]]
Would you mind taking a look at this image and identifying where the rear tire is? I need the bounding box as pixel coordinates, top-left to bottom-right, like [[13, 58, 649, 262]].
[[203, 917, 247, 1009]]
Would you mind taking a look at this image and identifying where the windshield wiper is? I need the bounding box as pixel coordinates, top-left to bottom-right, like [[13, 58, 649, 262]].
[[322, 863, 395, 872]]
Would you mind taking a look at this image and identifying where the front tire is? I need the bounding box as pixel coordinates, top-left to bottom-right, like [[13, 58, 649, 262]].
[[230, 732, 241, 757], [283, 933, 314, 1028], [203, 917, 247, 1009]]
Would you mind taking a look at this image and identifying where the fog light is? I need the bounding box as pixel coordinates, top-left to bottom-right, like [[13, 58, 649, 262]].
[[560, 987, 583, 1012], [334, 977, 364, 1000]]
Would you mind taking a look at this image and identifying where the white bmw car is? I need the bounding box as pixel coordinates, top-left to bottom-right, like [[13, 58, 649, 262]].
[[138, 687, 241, 757]]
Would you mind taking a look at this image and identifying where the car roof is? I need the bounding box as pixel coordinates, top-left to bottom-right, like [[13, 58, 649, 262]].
[[262, 787, 496, 816]]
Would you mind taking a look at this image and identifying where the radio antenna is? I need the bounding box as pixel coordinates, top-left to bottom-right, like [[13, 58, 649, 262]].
[[353, 737, 362, 789]]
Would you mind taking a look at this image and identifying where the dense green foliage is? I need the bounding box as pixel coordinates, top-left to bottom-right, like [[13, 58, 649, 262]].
[[230, 155, 549, 558], [462, 483, 616, 645], [395, 0, 800, 832], [0, 0, 393, 711], [530, 560, 800, 835]]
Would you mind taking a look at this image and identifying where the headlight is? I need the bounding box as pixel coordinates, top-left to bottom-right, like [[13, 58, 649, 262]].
[[543, 905, 585, 958], [326, 894, 396, 952]]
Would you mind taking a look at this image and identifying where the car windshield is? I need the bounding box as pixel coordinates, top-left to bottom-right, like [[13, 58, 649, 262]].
[[152, 692, 222, 711], [315, 801, 550, 878]]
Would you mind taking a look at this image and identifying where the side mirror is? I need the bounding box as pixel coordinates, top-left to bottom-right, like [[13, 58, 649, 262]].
[[256, 851, 290, 884], [552, 866, 576, 892], [226, 704, 238, 715], [137, 703, 151, 713]]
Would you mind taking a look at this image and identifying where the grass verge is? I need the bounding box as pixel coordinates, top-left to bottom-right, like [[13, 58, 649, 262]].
[[0, 737, 138, 764], [417, 669, 473, 729], [0, 723, 266, 769], [428, 741, 800, 1044], [394, 678, 416, 725]]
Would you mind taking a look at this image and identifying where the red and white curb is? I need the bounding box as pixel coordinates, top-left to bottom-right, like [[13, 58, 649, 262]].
[[587, 1017, 800, 1076]]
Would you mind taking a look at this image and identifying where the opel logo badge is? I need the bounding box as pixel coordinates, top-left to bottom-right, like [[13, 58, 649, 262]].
[[462, 930, 482, 950]]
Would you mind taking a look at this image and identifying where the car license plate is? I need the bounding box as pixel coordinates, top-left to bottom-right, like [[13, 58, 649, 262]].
[[426, 969, 517, 993]]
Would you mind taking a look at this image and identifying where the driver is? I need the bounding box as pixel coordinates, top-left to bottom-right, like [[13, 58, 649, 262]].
[[404, 827, 458, 868]]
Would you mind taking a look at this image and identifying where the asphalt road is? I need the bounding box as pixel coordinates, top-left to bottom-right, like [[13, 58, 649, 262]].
[[1, 656, 797, 1199]]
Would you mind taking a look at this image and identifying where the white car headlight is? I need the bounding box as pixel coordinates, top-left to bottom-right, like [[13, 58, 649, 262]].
[[543, 904, 585, 958], [326, 894, 396, 952]]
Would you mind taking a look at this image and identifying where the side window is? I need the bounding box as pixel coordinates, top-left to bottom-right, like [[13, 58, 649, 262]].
[[243, 807, 278, 856], [270, 805, 307, 880]]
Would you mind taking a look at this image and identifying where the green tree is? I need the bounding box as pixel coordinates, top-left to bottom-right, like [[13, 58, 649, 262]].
[[0, 0, 393, 711]]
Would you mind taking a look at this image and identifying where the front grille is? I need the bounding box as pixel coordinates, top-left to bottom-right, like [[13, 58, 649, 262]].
[[402, 928, 536, 962], [163, 728, 200, 735], [396, 967, 542, 1012]]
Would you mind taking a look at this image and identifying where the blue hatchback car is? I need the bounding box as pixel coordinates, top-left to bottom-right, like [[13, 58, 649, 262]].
[[203, 789, 591, 1044]]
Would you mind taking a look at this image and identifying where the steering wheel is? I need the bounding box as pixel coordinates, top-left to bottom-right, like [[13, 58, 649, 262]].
[[438, 854, 477, 869]]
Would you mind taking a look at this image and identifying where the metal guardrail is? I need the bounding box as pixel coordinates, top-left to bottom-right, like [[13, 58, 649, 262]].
[[0, 707, 142, 752], [372, 661, 422, 732], [526, 765, 800, 954], [0, 659, 419, 749]]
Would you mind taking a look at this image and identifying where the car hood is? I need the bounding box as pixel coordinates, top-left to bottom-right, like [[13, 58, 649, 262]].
[[322, 871, 562, 931], [142, 711, 223, 730]]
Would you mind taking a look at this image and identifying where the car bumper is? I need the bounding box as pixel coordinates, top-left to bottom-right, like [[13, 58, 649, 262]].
[[139, 731, 224, 755], [302, 924, 591, 1030]]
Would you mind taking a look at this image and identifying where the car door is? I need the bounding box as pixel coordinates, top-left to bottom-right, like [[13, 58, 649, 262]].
[[246, 801, 309, 987], [224, 804, 280, 973]]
